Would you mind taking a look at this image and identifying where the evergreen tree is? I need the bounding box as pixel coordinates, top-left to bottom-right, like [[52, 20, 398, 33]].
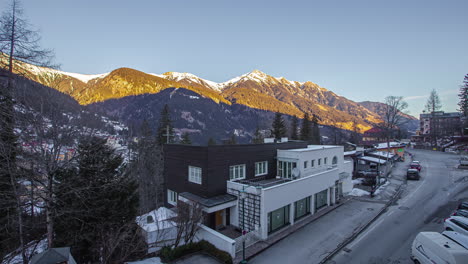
[[459, 74, 468, 117], [300, 113, 311, 142], [180, 132, 192, 145], [252, 126, 264, 144], [271, 112, 287, 140], [290, 116, 299, 140], [55, 137, 142, 263], [157, 104, 175, 145], [207, 137, 217, 145], [311, 115, 321, 144]]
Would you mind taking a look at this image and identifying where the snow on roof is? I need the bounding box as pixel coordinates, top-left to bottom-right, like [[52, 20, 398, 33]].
[[369, 151, 395, 159], [126, 257, 162, 264], [375, 142, 403, 149], [284, 145, 339, 152], [136, 207, 176, 232], [358, 156, 387, 164], [344, 150, 357, 156]]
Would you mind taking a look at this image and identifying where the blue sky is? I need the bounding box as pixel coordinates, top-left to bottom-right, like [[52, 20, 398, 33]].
[[3, 0, 467, 116]]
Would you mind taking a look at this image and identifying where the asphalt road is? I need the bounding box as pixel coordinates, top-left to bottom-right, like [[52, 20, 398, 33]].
[[330, 149, 468, 264]]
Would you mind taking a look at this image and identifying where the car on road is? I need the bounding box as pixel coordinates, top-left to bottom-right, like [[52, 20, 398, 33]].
[[452, 209, 468, 218], [444, 216, 468, 236], [411, 232, 468, 264], [410, 161, 422, 171], [407, 169, 420, 180]]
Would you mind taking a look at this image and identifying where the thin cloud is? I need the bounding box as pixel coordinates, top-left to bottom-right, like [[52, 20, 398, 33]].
[[404, 89, 458, 101]]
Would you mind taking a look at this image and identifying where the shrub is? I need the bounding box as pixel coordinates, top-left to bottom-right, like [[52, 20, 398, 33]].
[[159, 240, 232, 264]]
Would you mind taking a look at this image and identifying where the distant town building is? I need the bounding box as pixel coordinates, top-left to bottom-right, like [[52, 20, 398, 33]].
[[419, 111, 462, 139], [362, 127, 386, 145]]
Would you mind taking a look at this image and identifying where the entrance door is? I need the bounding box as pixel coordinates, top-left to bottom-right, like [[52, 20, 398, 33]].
[[215, 210, 224, 229]]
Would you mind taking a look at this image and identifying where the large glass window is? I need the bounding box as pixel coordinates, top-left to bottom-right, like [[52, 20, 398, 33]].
[[315, 189, 328, 211], [255, 161, 268, 176], [294, 197, 311, 220], [268, 205, 290, 234], [188, 166, 202, 184], [230, 164, 246, 180], [278, 161, 297, 179]]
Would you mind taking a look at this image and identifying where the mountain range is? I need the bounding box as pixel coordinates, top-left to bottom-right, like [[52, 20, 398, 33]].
[[5, 57, 391, 132]]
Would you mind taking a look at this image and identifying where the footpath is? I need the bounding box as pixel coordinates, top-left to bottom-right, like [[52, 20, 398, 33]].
[[243, 157, 410, 264]]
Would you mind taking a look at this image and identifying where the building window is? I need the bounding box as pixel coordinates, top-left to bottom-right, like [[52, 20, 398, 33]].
[[188, 166, 202, 184], [332, 156, 338, 165], [267, 205, 290, 234], [230, 164, 246, 180], [318, 158, 322, 166], [315, 189, 328, 211], [255, 161, 268, 176], [304, 161, 308, 169], [167, 189, 177, 206], [278, 161, 297, 179], [311, 160, 315, 167], [294, 196, 311, 220], [324, 157, 328, 165]]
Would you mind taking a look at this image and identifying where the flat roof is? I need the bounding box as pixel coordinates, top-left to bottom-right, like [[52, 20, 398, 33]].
[[179, 192, 237, 208], [283, 145, 340, 152], [359, 156, 387, 164]]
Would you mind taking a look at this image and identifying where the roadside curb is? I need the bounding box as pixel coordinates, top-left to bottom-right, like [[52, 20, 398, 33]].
[[239, 198, 351, 263], [318, 184, 404, 264]]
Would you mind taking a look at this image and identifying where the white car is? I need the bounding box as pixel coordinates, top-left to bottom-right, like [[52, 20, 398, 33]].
[[411, 232, 468, 264], [445, 216, 468, 236]]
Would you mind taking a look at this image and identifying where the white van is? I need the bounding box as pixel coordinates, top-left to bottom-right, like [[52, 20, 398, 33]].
[[411, 232, 468, 264]]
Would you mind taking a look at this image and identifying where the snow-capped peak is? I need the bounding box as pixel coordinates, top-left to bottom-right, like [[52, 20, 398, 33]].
[[23, 63, 109, 83], [159, 72, 224, 91]]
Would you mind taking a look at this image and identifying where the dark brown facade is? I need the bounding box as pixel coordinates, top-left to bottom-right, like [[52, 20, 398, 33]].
[[164, 141, 308, 205]]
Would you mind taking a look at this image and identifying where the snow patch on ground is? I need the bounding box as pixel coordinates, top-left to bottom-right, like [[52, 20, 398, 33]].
[[349, 188, 370, 197], [3, 238, 47, 264], [352, 178, 365, 185], [374, 180, 390, 195]]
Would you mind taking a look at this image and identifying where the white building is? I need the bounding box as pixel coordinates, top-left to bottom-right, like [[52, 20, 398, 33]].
[[227, 145, 352, 240]]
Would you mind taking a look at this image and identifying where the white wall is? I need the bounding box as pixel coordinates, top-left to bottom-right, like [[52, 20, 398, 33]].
[[195, 225, 236, 258], [259, 169, 339, 239], [278, 146, 344, 178]]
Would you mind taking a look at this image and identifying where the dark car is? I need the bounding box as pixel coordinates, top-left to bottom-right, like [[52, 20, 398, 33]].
[[406, 169, 420, 180], [458, 202, 468, 210], [410, 161, 422, 172], [453, 209, 468, 218]]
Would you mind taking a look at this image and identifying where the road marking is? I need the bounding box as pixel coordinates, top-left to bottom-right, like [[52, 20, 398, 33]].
[[401, 177, 427, 204], [348, 217, 385, 248]]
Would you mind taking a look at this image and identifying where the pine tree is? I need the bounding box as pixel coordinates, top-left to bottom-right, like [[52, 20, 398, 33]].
[[180, 132, 192, 145], [271, 112, 287, 140], [252, 126, 264, 144], [290, 116, 299, 140], [459, 74, 468, 117], [225, 133, 237, 145], [157, 104, 175, 145], [311, 115, 321, 144], [55, 137, 141, 263], [300, 113, 311, 142], [207, 137, 217, 145]]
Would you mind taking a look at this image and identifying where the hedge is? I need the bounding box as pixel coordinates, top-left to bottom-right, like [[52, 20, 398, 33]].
[[160, 240, 232, 264]]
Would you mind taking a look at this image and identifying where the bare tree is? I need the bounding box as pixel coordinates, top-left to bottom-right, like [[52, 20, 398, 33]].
[[172, 201, 204, 247], [380, 96, 408, 165], [425, 89, 442, 113], [0, 0, 53, 261]]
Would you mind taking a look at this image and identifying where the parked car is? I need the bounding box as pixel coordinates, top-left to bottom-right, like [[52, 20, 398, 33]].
[[452, 209, 468, 218], [407, 169, 420, 180], [458, 202, 468, 210], [444, 216, 468, 236], [443, 231, 468, 250], [410, 161, 422, 171], [411, 232, 468, 263]]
